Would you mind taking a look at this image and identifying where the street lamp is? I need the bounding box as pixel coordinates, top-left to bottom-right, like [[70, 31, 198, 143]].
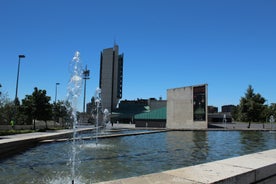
[[55, 82, 60, 103], [82, 65, 90, 113], [15, 54, 25, 103]]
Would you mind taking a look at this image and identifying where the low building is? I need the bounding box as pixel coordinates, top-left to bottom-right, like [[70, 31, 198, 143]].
[[222, 105, 235, 113], [208, 112, 232, 123], [166, 84, 208, 129], [112, 98, 166, 123], [208, 106, 218, 113], [134, 107, 166, 128]]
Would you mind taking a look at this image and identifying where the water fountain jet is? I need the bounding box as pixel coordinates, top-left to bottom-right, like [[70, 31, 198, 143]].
[[67, 51, 83, 184], [94, 87, 102, 145]]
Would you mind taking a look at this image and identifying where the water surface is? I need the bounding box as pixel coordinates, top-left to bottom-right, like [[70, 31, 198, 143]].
[[0, 131, 275, 184]]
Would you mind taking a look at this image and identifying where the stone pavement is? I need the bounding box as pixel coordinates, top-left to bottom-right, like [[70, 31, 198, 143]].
[[96, 149, 276, 184]]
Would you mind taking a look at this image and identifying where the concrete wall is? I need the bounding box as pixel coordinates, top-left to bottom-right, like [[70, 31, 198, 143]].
[[166, 84, 208, 129]]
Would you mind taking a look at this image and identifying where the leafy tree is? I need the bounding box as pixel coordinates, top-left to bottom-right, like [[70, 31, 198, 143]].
[[268, 103, 276, 117], [21, 94, 34, 125], [231, 105, 240, 121], [52, 100, 72, 127], [14, 97, 20, 106], [239, 85, 266, 128], [0, 84, 15, 125], [0, 84, 1, 93], [0, 84, 9, 108], [0, 102, 15, 125], [265, 103, 276, 123], [21, 87, 52, 129]]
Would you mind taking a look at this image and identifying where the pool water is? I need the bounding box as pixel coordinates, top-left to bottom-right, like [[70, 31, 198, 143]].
[[0, 131, 275, 184]]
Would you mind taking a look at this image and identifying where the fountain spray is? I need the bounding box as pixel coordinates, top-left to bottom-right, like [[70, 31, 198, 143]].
[[94, 87, 101, 145], [67, 51, 82, 184]]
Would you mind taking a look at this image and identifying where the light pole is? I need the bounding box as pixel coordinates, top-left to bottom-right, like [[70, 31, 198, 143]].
[[82, 65, 90, 113], [55, 82, 60, 103], [15, 54, 25, 103]]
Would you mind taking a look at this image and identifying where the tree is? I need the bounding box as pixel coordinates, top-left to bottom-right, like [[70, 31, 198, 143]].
[[0, 83, 9, 108], [0, 84, 15, 125], [21, 87, 52, 129], [21, 94, 34, 125], [52, 100, 72, 127], [231, 105, 240, 121], [239, 85, 266, 128], [0, 102, 15, 125], [264, 103, 276, 125]]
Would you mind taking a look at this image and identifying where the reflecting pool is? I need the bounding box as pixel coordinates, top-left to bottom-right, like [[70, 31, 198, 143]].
[[0, 131, 276, 184]]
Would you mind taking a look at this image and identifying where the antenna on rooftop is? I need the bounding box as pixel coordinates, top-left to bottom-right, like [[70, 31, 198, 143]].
[[113, 36, 117, 46]]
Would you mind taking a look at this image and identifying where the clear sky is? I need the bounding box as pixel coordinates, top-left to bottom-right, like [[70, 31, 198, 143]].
[[0, 0, 275, 111]]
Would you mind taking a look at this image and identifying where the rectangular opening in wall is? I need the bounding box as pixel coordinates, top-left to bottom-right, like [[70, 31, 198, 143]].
[[193, 85, 206, 121]]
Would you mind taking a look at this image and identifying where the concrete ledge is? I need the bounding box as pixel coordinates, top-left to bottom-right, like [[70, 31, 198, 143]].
[[0, 128, 91, 159], [97, 149, 276, 184]]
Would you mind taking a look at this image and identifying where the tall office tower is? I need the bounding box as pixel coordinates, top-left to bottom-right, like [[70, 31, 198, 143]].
[[99, 44, 124, 112]]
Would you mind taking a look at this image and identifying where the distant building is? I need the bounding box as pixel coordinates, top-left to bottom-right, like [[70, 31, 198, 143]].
[[208, 105, 234, 123], [113, 98, 167, 124], [99, 44, 124, 112], [222, 105, 235, 113], [134, 107, 166, 128], [148, 97, 167, 110], [208, 106, 218, 113], [208, 112, 232, 123]]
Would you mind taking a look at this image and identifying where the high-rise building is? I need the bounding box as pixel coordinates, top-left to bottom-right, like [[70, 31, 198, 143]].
[[99, 44, 124, 112]]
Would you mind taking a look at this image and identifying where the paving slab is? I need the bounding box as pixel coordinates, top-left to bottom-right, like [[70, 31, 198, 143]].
[[96, 149, 276, 184], [97, 172, 197, 184], [163, 162, 254, 184], [218, 149, 276, 181]]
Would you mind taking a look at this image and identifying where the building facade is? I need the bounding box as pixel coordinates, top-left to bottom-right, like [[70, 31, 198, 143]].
[[221, 105, 235, 113], [99, 44, 124, 112], [166, 84, 208, 129], [113, 98, 167, 124]]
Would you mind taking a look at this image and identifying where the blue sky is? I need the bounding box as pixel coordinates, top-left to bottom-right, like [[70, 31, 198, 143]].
[[0, 0, 275, 111]]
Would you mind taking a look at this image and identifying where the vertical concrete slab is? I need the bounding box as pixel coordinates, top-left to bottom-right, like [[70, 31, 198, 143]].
[[166, 84, 208, 129]]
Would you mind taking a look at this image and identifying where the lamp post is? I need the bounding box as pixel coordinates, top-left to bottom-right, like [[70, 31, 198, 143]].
[[82, 65, 90, 113], [55, 82, 60, 103], [15, 54, 25, 103]]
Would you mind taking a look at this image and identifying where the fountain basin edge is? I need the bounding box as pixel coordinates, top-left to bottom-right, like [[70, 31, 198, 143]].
[[96, 148, 276, 184]]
